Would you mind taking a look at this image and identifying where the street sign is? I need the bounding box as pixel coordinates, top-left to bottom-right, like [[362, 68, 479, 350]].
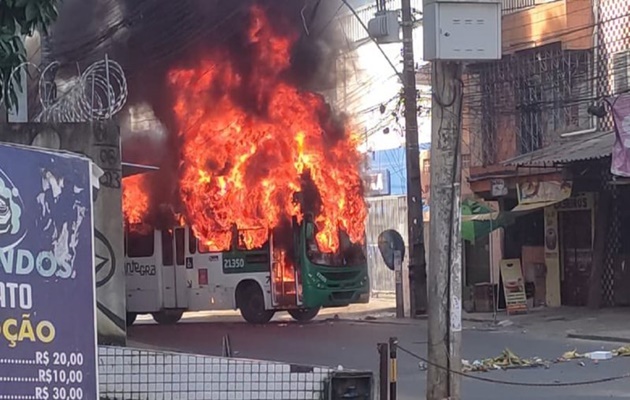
[[0, 143, 97, 400]]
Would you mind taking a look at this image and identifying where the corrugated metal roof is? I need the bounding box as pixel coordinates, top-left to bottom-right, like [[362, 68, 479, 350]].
[[503, 130, 615, 166]]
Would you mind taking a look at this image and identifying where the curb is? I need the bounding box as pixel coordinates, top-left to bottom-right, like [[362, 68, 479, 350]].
[[329, 315, 498, 326], [329, 314, 427, 326], [566, 332, 630, 344]]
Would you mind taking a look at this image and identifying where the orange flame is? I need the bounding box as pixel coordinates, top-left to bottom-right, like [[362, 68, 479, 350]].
[[122, 175, 149, 226], [122, 5, 367, 253]]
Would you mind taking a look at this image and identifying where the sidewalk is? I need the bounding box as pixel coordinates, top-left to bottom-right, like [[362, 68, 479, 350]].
[[330, 300, 630, 343], [462, 306, 630, 343], [135, 297, 630, 343]]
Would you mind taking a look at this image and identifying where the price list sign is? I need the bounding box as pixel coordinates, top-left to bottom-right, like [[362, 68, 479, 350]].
[[0, 144, 97, 400]]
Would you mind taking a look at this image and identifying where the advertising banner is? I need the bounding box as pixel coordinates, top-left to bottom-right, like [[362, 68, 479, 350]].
[[0, 144, 97, 400], [500, 259, 528, 315], [608, 93, 630, 177]]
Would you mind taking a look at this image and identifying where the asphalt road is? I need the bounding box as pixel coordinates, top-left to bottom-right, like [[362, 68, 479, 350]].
[[128, 316, 630, 400]]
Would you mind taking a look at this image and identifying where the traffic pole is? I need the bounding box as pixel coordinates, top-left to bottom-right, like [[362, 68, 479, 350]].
[[401, 0, 428, 317], [389, 337, 398, 400], [426, 59, 464, 400], [378, 342, 389, 400]]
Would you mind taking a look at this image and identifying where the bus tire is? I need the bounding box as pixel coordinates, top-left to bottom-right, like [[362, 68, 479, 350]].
[[237, 282, 275, 324], [126, 312, 137, 327], [288, 307, 320, 322], [152, 310, 183, 325]]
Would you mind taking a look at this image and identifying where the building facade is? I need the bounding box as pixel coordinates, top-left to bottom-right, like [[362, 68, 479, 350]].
[[464, 0, 630, 308]]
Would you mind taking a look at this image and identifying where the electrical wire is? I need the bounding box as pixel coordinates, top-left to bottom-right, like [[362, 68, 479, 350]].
[[339, 0, 402, 81], [397, 344, 630, 387]]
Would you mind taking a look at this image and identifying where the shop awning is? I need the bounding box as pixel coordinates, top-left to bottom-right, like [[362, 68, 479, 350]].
[[503, 131, 615, 167], [122, 162, 159, 178], [510, 200, 562, 212]]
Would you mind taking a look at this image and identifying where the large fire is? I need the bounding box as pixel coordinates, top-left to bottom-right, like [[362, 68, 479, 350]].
[[122, 5, 367, 253], [122, 174, 149, 226]]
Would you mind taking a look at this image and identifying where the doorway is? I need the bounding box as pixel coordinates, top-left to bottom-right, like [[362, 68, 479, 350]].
[[559, 210, 592, 306]]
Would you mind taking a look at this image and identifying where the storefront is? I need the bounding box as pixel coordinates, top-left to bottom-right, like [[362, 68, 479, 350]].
[[544, 193, 596, 306]]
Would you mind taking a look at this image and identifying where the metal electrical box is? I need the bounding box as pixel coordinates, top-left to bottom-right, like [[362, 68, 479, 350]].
[[368, 10, 400, 44], [423, 1, 502, 61]]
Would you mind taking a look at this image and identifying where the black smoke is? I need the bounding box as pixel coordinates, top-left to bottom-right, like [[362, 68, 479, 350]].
[[48, 0, 357, 245], [50, 0, 346, 125]]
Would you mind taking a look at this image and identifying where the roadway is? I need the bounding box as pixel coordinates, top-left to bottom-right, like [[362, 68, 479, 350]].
[[128, 311, 630, 399]]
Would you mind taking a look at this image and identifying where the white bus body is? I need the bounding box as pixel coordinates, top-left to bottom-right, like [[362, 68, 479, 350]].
[[124, 225, 306, 325]]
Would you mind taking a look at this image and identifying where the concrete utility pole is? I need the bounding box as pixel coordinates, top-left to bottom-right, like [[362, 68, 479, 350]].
[[401, 0, 427, 317], [426, 60, 464, 399]]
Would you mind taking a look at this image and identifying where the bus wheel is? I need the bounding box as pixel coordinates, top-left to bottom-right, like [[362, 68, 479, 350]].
[[238, 283, 275, 324], [288, 307, 320, 322], [126, 312, 137, 327], [152, 310, 183, 325]]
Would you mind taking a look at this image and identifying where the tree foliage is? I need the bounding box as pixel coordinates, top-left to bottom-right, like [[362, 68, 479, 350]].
[[0, 0, 59, 111]]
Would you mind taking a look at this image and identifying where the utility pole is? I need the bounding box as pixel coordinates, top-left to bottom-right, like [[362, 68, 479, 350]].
[[426, 60, 464, 399], [401, 0, 427, 317]]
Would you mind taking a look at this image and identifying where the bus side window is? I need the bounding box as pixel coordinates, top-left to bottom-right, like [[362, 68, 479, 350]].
[[188, 226, 197, 255], [175, 228, 185, 266], [124, 229, 128, 257], [161, 230, 174, 266], [128, 230, 154, 258]]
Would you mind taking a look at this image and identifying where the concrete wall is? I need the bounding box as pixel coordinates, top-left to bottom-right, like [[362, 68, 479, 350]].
[[98, 346, 371, 400], [502, 0, 594, 54], [0, 123, 126, 345]]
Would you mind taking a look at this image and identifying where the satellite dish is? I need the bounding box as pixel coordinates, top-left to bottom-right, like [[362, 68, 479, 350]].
[[377, 229, 406, 271]]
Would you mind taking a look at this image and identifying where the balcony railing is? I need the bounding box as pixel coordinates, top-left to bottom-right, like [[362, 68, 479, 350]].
[[501, 0, 535, 14], [336, 0, 422, 44], [501, 0, 565, 15]]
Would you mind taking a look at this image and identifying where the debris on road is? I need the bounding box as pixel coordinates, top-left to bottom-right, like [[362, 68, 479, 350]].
[[585, 351, 613, 360], [497, 320, 514, 327], [461, 345, 629, 374], [559, 349, 583, 361], [613, 346, 630, 357], [462, 348, 546, 372]]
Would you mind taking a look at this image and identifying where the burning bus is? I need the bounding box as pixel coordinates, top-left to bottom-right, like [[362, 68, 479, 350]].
[[121, 5, 369, 325], [124, 214, 369, 325]]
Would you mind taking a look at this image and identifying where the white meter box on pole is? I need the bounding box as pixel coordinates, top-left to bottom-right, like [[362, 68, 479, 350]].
[[423, 0, 502, 61]]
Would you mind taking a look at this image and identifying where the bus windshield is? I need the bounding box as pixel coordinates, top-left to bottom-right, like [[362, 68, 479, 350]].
[[305, 222, 366, 267]]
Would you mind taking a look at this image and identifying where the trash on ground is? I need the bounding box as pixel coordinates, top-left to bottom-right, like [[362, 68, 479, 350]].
[[613, 346, 630, 357], [559, 349, 583, 361], [461, 348, 544, 372], [585, 351, 613, 360], [497, 320, 514, 327]]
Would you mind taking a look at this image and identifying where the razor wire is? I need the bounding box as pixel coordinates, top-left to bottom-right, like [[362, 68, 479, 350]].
[[1, 56, 128, 123]]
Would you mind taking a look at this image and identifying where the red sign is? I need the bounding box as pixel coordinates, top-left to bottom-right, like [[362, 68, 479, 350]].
[[198, 269, 208, 286]]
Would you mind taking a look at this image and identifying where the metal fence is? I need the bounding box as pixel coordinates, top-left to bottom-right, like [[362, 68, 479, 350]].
[[366, 196, 407, 295], [366, 195, 430, 297]]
